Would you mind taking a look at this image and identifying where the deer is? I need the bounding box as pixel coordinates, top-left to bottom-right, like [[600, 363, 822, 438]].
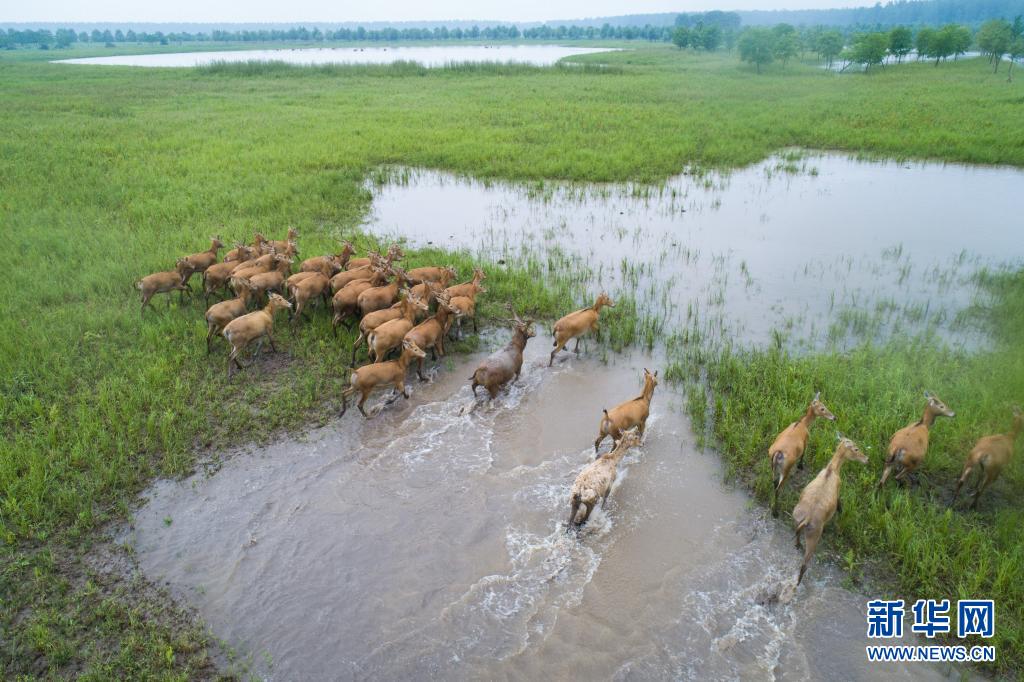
[[568, 429, 643, 528], [331, 268, 388, 332], [767, 392, 837, 517], [222, 293, 292, 378], [266, 226, 299, 254], [341, 339, 427, 418], [247, 255, 292, 303], [409, 280, 447, 310], [350, 291, 430, 367], [406, 265, 457, 285], [204, 277, 255, 353], [203, 258, 250, 303], [878, 392, 955, 489], [594, 368, 659, 455], [300, 242, 353, 277], [444, 267, 486, 300], [289, 271, 333, 323], [135, 258, 195, 315], [951, 407, 1022, 510], [793, 435, 868, 584], [223, 242, 256, 263], [469, 306, 535, 400], [403, 292, 457, 381], [253, 232, 270, 255], [348, 243, 402, 271], [182, 236, 225, 285], [231, 247, 278, 281], [357, 266, 413, 318], [550, 292, 615, 366], [366, 291, 428, 362]]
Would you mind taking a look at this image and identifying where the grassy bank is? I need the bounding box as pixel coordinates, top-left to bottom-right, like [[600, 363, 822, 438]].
[[1, 44, 1022, 676], [680, 269, 1024, 673]]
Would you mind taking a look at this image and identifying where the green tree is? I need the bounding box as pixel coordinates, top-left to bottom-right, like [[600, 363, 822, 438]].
[[848, 31, 889, 71], [694, 23, 722, 51], [978, 19, 1013, 72], [738, 27, 775, 73], [771, 24, 799, 65], [817, 30, 844, 69], [915, 27, 936, 61], [1008, 36, 1024, 81], [672, 26, 691, 49], [888, 26, 913, 63]]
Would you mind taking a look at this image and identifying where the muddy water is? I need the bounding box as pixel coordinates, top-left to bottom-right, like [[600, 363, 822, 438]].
[[56, 45, 613, 68], [364, 154, 1024, 348], [127, 336, 962, 680]]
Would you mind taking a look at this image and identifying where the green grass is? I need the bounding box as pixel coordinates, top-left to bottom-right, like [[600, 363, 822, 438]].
[[677, 269, 1024, 674], [1, 42, 1022, 677]]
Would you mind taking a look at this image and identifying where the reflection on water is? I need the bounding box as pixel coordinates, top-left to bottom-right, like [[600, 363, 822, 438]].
[[363, 153, 1024, 350], [126, 341, 966, 680], [56, 45, 614, 68]]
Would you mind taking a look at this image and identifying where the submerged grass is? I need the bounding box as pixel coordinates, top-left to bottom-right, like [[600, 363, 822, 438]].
[[678, 270, 1024, 673], [1, 42, 1023, 676]]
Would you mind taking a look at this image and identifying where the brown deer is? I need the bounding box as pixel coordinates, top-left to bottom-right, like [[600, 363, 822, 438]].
[[445, 267, 486, 300], [341, 339, 427, 418], [793, 436, 868, 584], [951, 407, 1022, 510], [247, 255, 292, 302], [289, 271, 332, 323], [406, 265, 457, 285], [331, 268, 388, 332], [222, 293, 292, 378], [550, 292, 614, 366], [403, 292, 458, 381], [266, 226, 299, 255], [204, 277, 255, 353], [348, 243, 402, 271], [135, 258, 195, 315], [182, 236, 225, 285], [568, 429, 643, 528], [767, 392, 837, 517], [469, 306, 535, 400], [366, 291, 428, 362], [879, 392, 955, 488], [231, 247, 278, 281], [300, 243, 352, 277], [594, 368, 659, 455], [357, 266, 413, 318], [223, 242, 256, 263]]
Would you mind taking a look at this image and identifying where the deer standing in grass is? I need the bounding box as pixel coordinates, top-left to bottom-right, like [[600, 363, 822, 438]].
[[469, 306, 535, 400], [407, 265, 457, 285], [301, 242, 353, 276], [366, 292, 428, 362], [568, 429, 642, 528], [550, 292, 614, 366], [204, 258, 249, 303], [182, 236, 225, 286], [289, 271, 333, 323], [357, 266, 413, 318], [341, 340, 427, 418], [445, 267, 486, 300], [224, 242, 256, 263], [404, 292, 457, 381], [205, 277, 255, 353], [767, 392, 837, 517], [248, 255, 293, 302], [136, 258, 195, 315], [350, 289, 432, 367], [265, 227, 299, 255], [331, 268, 388, 332], [878, 392, 955, 488], [231, 247, 278, 281], [951, 407, 1022, 510], [222, 293, 292, 378], [793, 435, 868, 584], [347, 243, 402, 271], [594, 368, 659, 455]]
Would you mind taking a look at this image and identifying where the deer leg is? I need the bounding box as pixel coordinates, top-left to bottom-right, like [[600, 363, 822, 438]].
[[206, 325, 216, 354], [417, 357, 427, 382], [350, 333, 364, 368], [568, 498, 581, 528], [797, 451, 806, 470], [950, 469, 969, 507], [971, 469, 990, 510], [877, 464, 893, 488], [358, 391, 371, 418], [579, 502, 595, 526], [836, 498, 843, 514], [472, 315, 478, 333], [601, 490, 610, 509], [266, 332, 277, 353], [797, 530, 820, 585], [573, 337, 581, 353], [594, 432, 605, 454], [549, 338, 567, 366]]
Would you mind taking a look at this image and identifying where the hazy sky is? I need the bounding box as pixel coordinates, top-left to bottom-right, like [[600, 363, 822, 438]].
[[5, 0, 865, 23]]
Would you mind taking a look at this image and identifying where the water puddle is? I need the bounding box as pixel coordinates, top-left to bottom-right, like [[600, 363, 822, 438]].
[[364, 153, 1024, 350], [127, 338, 966, 679], [56, 45, 614, 68]]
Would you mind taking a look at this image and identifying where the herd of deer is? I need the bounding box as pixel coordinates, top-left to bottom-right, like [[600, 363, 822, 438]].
[[770, 391, 1021, 584], [136, 229, 1019, 590]]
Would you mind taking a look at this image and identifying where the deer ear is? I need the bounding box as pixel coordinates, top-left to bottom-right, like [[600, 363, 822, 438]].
[[814, 391, 821, 401], [654, 370, 659, 378], [835, 431, 844, 441], [923, 390, 931, 398]]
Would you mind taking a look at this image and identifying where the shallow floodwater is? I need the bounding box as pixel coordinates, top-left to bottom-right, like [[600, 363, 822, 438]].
[[56, 45, 612, 68], [128, 339, 963, 680], [364, 153, 1024, 349]]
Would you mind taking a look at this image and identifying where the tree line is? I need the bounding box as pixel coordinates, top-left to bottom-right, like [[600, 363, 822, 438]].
[[734, 17, 1024, 75]]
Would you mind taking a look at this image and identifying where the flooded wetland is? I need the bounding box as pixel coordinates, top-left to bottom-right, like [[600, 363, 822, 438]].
[[124, 153, 1022, 679]]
